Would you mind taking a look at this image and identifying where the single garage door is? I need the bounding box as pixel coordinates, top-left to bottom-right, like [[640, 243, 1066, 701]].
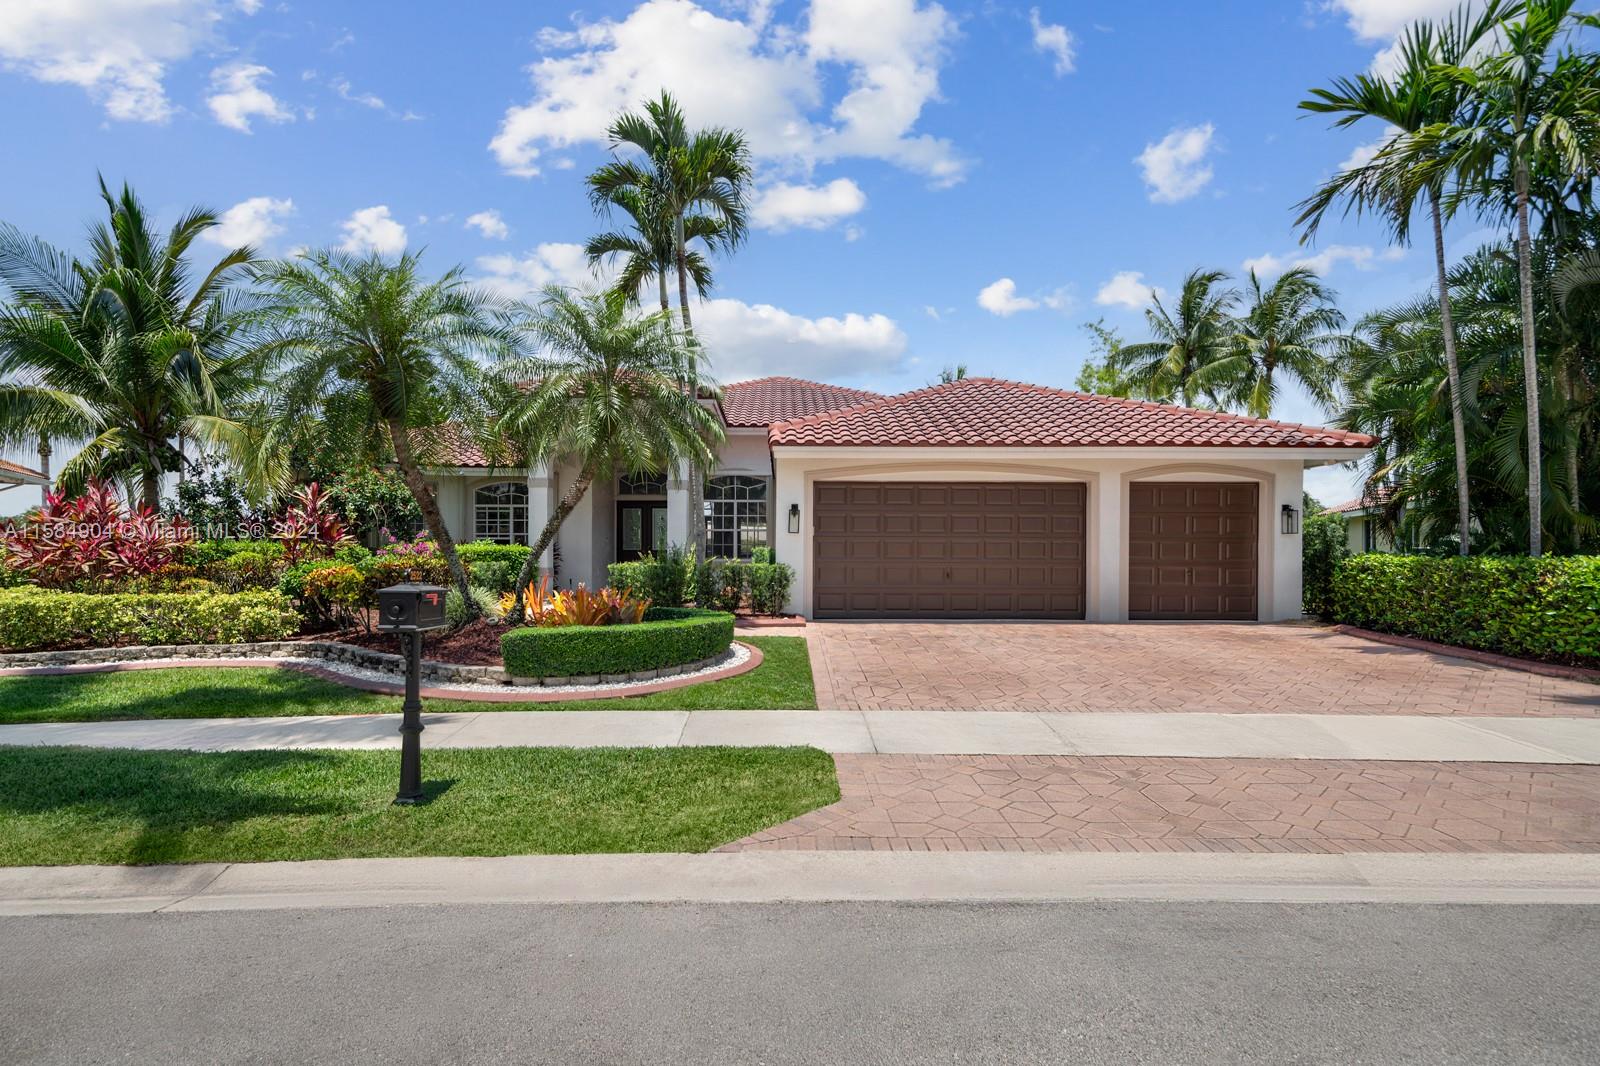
[[813, 481, 1086, 619], [1128, 482, 1258, 620]]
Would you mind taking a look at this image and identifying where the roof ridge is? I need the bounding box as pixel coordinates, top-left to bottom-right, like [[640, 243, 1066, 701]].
[[725, 375, 882, 394]]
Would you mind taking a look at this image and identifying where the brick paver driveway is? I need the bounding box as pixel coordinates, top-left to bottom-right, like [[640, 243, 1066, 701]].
[[805, 622, 1600, 715], [724, 754, 1600, 854]]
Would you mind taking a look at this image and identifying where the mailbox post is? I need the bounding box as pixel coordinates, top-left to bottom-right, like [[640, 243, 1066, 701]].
[[376, 581, 448, 805]]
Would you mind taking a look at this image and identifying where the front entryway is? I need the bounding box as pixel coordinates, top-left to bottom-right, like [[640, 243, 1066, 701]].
[[1127, 482, 1258, 620], [812, 481, 1087, 619], [616, 501, 669, 561]]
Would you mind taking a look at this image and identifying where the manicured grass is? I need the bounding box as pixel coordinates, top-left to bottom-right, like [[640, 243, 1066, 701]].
[[0, 636, 816, 724], [0, 745, 840, 866]]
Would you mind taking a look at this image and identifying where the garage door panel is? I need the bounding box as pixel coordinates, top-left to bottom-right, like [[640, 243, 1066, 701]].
[[814, 480, 1086, 619], [1129, 481, 1258, 620]]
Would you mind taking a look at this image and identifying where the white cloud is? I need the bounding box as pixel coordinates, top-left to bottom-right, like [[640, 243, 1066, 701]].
[[977, 278, 1038, 316], [1327, 0, 1462, 42], [465, 210, 510, 240], [234, 0, 263, 13], [331, 76, 384, 110], [1135, 123, 1216, 203], [490, 0, 964, 185], [1338, 124, 1401, 172], [0, 0, 253, 122], [473, 243, 601, 299], [751, 179, 866, 231], [695, 298, 907, 382], [1029, 8, 1076, 75], [337, 206, 407, 255], [204, 196, 294, 247], [1094, 270, 1162, 310], [207, 63, 294, 132], [1242, 243, 1406, 278]]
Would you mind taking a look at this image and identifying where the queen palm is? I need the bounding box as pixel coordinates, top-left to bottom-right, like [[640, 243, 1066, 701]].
[[497, 287, 723, 617], [1297, 3, 1511, 553], [1424, 0, 1600, 554], [584, 185, 721, 313], [1111, 269, 1237, 407], [0, 179, 266, 507], [254, 250, 515, 610], [1209, 268, 1346, 419]]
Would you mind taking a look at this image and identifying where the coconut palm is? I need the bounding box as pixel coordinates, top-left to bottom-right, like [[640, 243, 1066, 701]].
[[1207, 268, 1346, 419], [1297, 3, 1512, 553], [1111, 269, 1238, 407], [1422, 0, 1600, 554], [584, 185, 722, 313], [254, 250, 516, 610], [496, 286, 723, 617], [0, 179, 267, 507]]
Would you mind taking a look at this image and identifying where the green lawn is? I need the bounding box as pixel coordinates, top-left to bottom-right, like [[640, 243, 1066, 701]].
[[0, 635, 815, 724], [0, 744, 839, 866]]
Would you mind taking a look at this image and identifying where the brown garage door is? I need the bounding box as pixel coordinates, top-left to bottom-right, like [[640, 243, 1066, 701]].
[[813, 482, 1086, 619], [1128, 482, 1258, 620]]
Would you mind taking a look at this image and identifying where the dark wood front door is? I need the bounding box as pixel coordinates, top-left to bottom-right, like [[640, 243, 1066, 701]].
[[1127, 482, 1258, 620], [812, 481, 1087, 619], [616, 502, 669, 561]]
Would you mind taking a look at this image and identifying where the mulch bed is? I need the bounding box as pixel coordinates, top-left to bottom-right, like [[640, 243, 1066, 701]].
[[328, 618, 507, 666]]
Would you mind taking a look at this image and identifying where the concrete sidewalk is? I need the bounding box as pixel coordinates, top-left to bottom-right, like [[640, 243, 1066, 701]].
[[4, 852, 1600, 915], [3, 709, 1600, 762]]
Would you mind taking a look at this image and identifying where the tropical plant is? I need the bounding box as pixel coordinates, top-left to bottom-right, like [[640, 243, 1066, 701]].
[[1297, 3, 1513, 553], [271, 481, 352, 564], [1111, 269, 1238, 407], [253, 250, 516, 612], [1074, 322, 1137, 397], [1, 480, 190, 589], [496, 288, 722, 617], [322, 468, 423, 544], [0, 179, 269, 507], [1209, 267, 1346, 418], [585, 185, 723, 313]]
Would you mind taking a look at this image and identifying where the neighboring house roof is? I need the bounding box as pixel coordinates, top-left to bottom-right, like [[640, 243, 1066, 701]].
[[417, 424, 526, 469], [719, 376, 884, 427], [767, 377, 1376, 449], [1324, 487, 1397, 515], [0, 458, 48, 485]]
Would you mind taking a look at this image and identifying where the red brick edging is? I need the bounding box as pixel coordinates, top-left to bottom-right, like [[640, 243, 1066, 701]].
[[0, 640, 764, 703], [1333, 625, 1600, 685]]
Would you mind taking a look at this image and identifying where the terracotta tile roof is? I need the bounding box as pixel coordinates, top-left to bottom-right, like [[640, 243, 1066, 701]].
[[0, 458, 47, 482], [720, 376, 884, 427], [416, 424, 525, 469], [767, 377, 1376, 449], [1324, 487, 1396, 514]]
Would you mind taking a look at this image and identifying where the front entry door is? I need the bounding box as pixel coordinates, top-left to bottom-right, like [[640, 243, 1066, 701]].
[[617, 502, 669, 561]]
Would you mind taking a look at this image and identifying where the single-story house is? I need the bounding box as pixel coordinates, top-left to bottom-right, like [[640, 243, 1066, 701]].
[[1324, 489, 1410, 554], [424, 376, 1374, 622], [0, 457, 48, 495]]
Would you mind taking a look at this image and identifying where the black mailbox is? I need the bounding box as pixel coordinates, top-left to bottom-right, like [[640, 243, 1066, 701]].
[[376, 582, 448, 632]]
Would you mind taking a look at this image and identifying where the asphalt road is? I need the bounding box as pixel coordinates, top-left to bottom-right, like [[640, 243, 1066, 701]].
[[3, 901, 1597, 1065]]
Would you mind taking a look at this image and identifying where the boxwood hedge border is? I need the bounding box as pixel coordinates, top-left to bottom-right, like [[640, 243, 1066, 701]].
[[500, 607, 736, 681]]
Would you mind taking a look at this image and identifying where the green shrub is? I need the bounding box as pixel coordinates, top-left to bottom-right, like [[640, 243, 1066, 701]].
[[182, 539, 285, 568], [465, 558, 522, 594], [332, 542, 373, 567], [0, 588, 301, 651], [457, 541, 533, 566], [607, 544, 693, 607], [1330, 554, 1600, 665], [500, 607, 733, 678], [1302, 507, 1349, 618], [446, 585, 501, 627], [694, 557, 748, 612], [276, 558, 352, 601], [747, 561, 795, 616], [202, 550, 282, 591], [363, 555, 450, 599]]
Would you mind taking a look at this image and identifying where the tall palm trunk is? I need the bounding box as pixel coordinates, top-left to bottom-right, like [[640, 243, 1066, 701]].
[[509, 461, 597, 619], [1513, 156, 1543, 556], [385, 418, 476, 611], [657, 262, 671, 314], [1429, 191, 1473, 555], [36, 435, 50, 484], [140, 468, 161, 512], [672, 213, 707, 561]]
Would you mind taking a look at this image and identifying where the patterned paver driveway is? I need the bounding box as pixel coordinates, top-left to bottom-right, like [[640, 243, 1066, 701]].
[[723, 754, 1600, 854], [804, 622, 1600, 715]]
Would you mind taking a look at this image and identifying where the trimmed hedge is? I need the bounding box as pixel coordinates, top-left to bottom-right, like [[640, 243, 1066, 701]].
[[500, 606, 734, 678], [0, 587, 301, 651], [607, 546, 694, 608], [1330, 554, 1600, 665]]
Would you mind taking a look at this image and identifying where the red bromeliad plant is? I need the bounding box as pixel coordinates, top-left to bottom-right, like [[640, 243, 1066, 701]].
[[2, 480, 190, 589], [273, 482, 352, 564]]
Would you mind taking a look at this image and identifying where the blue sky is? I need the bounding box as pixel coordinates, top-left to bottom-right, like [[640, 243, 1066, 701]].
[[0, 0, 1509, 504]]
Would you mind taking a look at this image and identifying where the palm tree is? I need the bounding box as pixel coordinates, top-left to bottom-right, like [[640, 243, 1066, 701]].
[[1209, 268, 1346, 418], [254, 250, 515, 610], [584, 185, 721, 313], [1297, 3, 1511, 554], [1111, 269, 1238, 407], [497, 287, 723, 617], [1425, 0, 1600, 554], [0, 179, 266, 508]]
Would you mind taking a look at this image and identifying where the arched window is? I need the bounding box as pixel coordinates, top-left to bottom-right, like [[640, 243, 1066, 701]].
[[473, 482, 528, 544], [704, 475, 768, 559], [618, 471, 667, 496]]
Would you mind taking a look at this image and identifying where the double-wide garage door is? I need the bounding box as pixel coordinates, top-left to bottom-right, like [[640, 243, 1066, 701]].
[[1128, 482, 1259, 620], [813, 482, 1086, 619]]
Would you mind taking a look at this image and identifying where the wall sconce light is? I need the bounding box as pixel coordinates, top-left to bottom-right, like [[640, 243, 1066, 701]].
[[788, 503, 801, 534], [1281, 504, 1300, 535]]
